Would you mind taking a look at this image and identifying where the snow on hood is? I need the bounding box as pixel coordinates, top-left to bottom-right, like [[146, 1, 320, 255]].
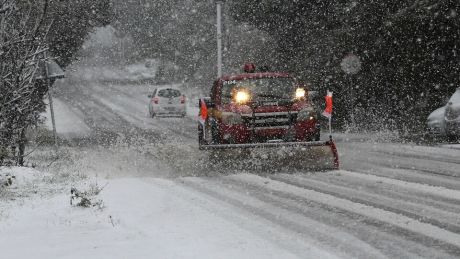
[[447, 89, 460, 113], [448, 89, 460, 104], [427, 106, 446, 122]]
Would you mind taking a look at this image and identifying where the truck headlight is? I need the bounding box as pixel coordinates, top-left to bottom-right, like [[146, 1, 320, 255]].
[[295, 88, 306, 99], [297, 107, 316, 121], [234, 90, 250, 104], [221, 112, 243, 125]]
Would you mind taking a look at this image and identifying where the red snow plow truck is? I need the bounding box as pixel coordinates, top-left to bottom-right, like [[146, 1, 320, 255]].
[[198, 64, 339, 170]]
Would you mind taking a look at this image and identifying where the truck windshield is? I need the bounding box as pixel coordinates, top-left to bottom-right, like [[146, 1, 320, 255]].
[[221, 77, 296, 104]]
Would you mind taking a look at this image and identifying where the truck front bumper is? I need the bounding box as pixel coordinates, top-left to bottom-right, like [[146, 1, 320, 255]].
[[219, 120, 319, 143]]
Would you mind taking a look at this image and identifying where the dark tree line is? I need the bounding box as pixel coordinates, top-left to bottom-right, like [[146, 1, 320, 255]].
[[230, 1, 460, 133]]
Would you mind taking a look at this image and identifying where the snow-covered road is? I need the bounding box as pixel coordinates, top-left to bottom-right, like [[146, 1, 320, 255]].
[[2, 81, 460, 258]]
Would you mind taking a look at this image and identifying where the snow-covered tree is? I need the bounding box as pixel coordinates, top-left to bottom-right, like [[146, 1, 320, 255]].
[[0, 0, 50, 165], [0, 0, 112, 165]]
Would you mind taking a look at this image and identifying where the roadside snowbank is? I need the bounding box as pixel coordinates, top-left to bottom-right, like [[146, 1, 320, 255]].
[[0, 166, 51, 188], [0, 166, 56, 222]]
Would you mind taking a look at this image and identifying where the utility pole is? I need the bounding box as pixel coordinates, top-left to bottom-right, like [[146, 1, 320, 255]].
[[216, 1, 223, 78]]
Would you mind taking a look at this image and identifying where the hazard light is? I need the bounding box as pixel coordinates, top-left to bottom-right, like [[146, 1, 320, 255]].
[[243, 63, 256, 73]]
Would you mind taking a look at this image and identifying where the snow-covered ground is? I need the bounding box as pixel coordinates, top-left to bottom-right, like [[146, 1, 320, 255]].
[[2, 80, 460, 258], [0, 175, 339, 259]]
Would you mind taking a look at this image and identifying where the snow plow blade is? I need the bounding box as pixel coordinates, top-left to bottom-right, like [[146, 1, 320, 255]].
[[201, 140, 339, 170]]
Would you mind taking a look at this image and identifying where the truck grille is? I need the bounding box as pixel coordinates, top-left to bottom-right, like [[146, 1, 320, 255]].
[[242, 112, 297, 130]]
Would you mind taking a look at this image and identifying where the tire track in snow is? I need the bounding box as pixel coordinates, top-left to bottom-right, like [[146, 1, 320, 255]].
[[56, 83, 167, 149], [339, 164, 460, 191], [57, 84, 127, 131], [108, 83, 199, 139], [179, 176, 457, 258], [375, 149, 460, 165], [178, 177, 388, 259], [341, 143, 460, 178], [268, 173, 460, 234], [297, 171, 460, 214], [220, 175, 459, 259], [229, 173, 460, 252], [344, 153, 460, 178], [88, 83, 197, 140], [102, 178, 323, 259], [145, 178, 340, 259], [337, 170, 460, 202], [59, 82, 197, 152], [343, 142, 460, 165]]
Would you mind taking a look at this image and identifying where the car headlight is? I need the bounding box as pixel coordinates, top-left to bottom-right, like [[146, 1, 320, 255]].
[[221, 112, 243, 125], [297, 107, 316, 121]]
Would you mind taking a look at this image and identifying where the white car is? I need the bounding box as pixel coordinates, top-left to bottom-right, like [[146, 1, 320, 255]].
[[445, 88, 460, 139], [427, 87, 460, 140], [148, 87, 186, 117]]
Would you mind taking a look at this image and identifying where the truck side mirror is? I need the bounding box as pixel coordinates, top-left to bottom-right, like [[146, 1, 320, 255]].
[[203, 97, 215, 108], [198, 97, 215, 109], [198, 97, 216, 108]]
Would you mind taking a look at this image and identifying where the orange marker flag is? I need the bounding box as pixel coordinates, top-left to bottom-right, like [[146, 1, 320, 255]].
[[200, 98, 208, 121], [322, 90, 333, 118]]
